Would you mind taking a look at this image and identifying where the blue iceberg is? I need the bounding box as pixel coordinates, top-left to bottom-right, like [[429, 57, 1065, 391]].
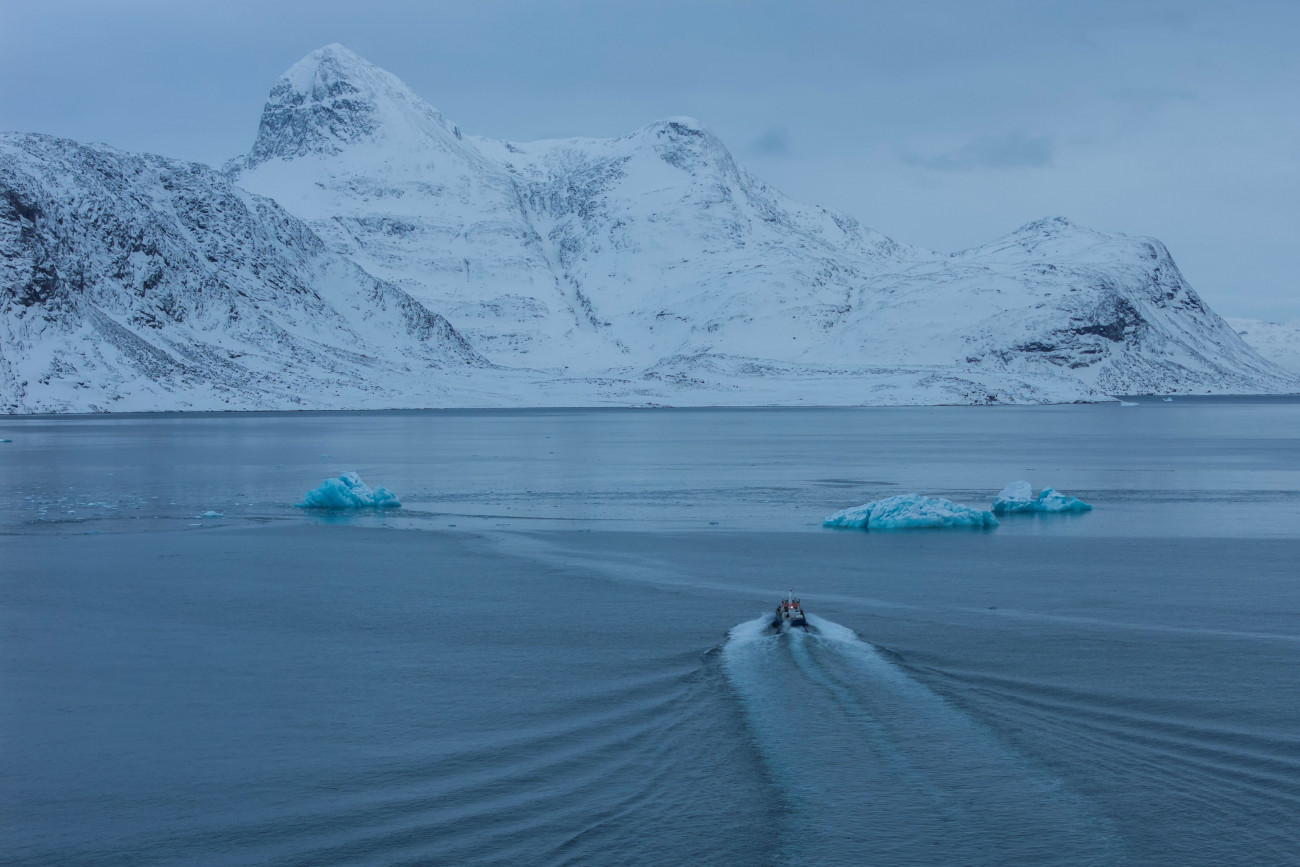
[[297, 471, 401, 510], [992, 481, 1091, 514], [823, 494, 998, 530]]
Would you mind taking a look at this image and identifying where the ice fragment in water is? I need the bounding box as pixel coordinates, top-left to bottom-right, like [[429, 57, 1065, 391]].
[[992, 480, 1035, 512], [297, 471, 401, 509], [197, 510, 224, 518], [823, 494, 998, 530], [992, 481, 1091, 514]]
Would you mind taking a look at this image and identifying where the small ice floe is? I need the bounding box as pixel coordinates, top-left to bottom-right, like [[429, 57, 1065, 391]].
[[992, 481, 1091, 514], [1162, 397, 1174, 402], [823, 494, 998, 530], [197, 510, 225, 519], [1119, 400, 1138, 407], [297, 471, 401, 509], [0, 438, 11, 443]]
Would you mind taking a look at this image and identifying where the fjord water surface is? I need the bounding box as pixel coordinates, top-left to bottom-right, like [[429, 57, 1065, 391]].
[[2, 399, 1299, 865]]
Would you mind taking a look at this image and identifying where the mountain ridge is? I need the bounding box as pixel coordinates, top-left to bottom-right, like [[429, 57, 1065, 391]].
[[2, 43, 1296, 412], [229, 44, 1294, 399], [0, 132, 488, 413]]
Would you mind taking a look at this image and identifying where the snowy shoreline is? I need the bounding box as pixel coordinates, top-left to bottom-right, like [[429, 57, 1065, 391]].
[[6, 392, 1300, 419]]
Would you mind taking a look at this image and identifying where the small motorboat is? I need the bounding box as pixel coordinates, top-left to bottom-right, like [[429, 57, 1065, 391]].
[[772, 592, 808, 630]]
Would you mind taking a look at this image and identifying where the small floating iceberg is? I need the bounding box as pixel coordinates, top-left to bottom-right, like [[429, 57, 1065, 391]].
[[823, 494, 998, 530], [196, 510, 224, 519], [296, 471, 401, 510], [992, 481, 1091, 514]]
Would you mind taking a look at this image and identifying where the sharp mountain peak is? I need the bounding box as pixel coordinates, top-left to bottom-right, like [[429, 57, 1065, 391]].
[[245, 43, 464, 166]]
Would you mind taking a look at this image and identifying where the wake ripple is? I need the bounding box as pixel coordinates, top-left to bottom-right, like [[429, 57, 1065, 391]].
[[721, 615, 1123, 866]]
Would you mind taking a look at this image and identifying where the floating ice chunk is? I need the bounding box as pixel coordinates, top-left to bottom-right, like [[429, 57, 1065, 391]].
[[1119, 400, 1138, 407], [1034, 488, 1092, 512], [992, 480, 1035, 511], [1162, 397, 1173, 402], [992, 481, 1091, 514], [823, 494, 998, 530], [297, 471, 401, 509], [197, 510, 224, 518]]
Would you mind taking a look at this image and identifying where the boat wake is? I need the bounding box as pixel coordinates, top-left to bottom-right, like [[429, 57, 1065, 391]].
[[721, 615, 1123, 865]]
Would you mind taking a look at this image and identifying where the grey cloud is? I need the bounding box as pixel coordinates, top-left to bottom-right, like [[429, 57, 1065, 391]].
[[749, 127, 791, 155], [900, 131, 1054, 171]]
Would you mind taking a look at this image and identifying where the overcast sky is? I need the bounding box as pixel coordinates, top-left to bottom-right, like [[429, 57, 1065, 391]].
[[3, 0, 1297, 319]]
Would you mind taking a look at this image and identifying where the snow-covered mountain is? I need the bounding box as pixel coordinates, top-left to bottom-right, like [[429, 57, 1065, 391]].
[[3, 43, 1295, 412], [0, 133, 486, 413], [1228, 318, 1300, 373], [227, 44, 1295, 402]]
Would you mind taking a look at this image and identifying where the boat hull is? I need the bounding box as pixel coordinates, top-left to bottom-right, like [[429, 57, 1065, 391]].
[[771, 615, 809, 631]]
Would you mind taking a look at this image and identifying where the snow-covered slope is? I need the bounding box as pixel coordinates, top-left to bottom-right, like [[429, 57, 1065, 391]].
[[4, 44, 1295, 412], [1227, 318, 1300, 373], [932, 218, 1292, 396], [226, 46, 569, 360], [229, 44, 1296, 402], [0, 133, 485, 413]]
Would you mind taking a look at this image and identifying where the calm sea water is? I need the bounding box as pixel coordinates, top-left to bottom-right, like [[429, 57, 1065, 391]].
[[3, 399, 1299, 865]]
